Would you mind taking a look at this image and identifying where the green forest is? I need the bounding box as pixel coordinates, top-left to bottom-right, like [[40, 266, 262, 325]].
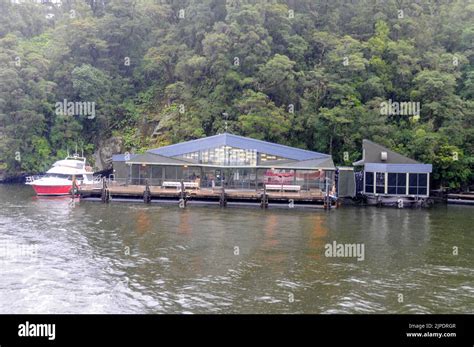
[[0, 0, 472, 189]]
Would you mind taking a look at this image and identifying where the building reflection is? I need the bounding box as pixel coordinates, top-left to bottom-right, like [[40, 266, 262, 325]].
[[307, 213, 328, 261], [135, 210, 151, 236], [178, 209, 192, 235], [263, 214, 279, 249]]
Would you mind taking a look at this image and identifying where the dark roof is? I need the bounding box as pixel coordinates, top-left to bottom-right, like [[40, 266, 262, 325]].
[[353, 139, 420, 165], [112, 154, 137, 162], [147, 133, 329, 161]]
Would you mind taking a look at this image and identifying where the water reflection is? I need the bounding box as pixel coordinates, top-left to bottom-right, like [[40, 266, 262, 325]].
[[135, 210, 151, 236], [263, 214, 279, 249], [0, 185, 472, 314], [178, 209, 192, 235], [307, 213, 328, 261]]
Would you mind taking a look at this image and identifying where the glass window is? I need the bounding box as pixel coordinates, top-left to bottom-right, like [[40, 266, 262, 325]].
[[409, 173, 418, 195], [387, 173, 396, 194], [173, 146, 257, 166], [180, 151, 199, 163], [397, 173, 406, 194], [264, 169, 294, 185], [226, 168, 256, 189], [409, 173, 428, 195], [397, 173, 406, 186], [258, 153, 290, 164], [151, 167, 162, 178], [183, 167, 200, 181], [376, 172, 385, 193], [388, 173, 407, 195], [176, 167, 183, 180], [201, 168, 216, 188], [139, 165, 149, 177], [165, 167, 177, 180], [388, 173, 396, 186], [295, 170, 322, 190], [418, 173, 427, 186], [365, 172, 374, 194], [409, 173, 417, 187], [150, 167, 163, 186], [256, 169, 266, 189], [131, 165, 139, 184]]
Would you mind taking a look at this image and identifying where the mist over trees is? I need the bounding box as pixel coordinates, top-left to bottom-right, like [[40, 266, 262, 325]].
[[0, 0, 472, 189]]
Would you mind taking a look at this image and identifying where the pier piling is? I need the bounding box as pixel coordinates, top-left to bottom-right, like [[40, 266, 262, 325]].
[[260, 185, 268, 209], [143, 179, 151, 204], [101, 177, 110, 203], [179, 180, 187, 208], [219, 183, 227, 207]]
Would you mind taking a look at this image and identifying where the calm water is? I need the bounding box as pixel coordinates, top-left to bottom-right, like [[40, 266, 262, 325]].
[[0, 184, 472, 314]]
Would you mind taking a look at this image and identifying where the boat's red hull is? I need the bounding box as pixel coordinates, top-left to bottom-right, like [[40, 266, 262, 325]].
[[32, 185, 73, 196]]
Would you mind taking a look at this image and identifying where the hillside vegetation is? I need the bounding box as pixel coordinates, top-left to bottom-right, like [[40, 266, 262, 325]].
[[0, 0, 472, 188]]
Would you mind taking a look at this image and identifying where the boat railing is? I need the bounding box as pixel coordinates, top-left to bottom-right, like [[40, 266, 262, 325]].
[[25, 175, 44, 183], [88, 175, 103, 188]]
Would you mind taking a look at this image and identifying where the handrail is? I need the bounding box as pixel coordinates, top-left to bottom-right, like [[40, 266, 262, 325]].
[[25, 175, 44, 183]]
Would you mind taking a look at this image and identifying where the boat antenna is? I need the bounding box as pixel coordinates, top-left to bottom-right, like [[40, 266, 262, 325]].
[[81, 148, 84, 157]]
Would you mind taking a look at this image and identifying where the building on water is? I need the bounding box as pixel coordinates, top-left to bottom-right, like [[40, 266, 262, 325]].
[[112, 133, 336, 195], [353, 139, 432, 206]]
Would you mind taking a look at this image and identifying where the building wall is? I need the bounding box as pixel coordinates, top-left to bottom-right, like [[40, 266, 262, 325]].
[[112, 161, 129, 182]]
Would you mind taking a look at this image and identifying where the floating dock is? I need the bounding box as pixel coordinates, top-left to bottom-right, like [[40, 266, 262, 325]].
[[79, 181, 336, 209], [447, 193, 474, 205]]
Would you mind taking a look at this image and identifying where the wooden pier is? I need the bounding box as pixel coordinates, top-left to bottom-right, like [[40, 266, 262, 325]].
[[79, 180, 335, 209], [447, 193, 474, 205]]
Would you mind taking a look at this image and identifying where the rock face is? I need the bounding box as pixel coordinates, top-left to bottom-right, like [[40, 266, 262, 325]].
[[93, 137, 123, 172]]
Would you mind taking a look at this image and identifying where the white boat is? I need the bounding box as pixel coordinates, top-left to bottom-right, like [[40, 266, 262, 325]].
[[26, 155, 95, 196]]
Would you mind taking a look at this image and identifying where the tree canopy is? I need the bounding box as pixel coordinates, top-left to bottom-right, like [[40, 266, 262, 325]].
[[0, 0, 472, 189]]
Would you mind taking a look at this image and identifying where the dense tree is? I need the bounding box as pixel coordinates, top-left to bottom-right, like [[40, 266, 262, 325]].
[[0, 0, 472, 189]]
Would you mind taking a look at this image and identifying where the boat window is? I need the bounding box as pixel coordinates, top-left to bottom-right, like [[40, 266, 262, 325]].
[[45, 173, 71, 179]]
